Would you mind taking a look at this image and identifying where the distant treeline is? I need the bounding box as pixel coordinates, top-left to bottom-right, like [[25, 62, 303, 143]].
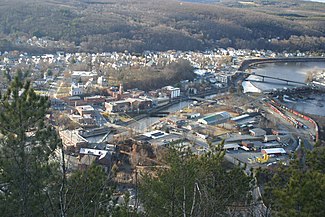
[[0, 0, 324, 53]]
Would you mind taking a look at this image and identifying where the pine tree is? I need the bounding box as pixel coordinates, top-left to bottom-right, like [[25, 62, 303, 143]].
[[0, 77, 61, 217], [139, 144, 254, 217], [65, 164, 113, 217], [259, 145, 325, 217]]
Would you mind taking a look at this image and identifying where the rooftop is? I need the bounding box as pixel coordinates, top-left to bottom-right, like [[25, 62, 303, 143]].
[[143, 130, 169, 139], [80, 148, 109, 160], [199, 111, 231, 124], [262, 148, 286, 155], [76, 105, 95, 111]]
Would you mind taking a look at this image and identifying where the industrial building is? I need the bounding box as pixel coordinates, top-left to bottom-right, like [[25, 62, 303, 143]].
[[75, 105, 95, 116], [197, 111, 231, 125], [249, 128, 267, 137], [261, 148, 287, 155]]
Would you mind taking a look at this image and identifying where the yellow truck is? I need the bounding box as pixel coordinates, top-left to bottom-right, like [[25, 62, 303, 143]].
[[256, 154, 269, 164]]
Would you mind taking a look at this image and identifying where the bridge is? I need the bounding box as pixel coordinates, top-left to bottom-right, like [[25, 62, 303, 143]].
[[149, 112, 170, 117], [188, 96, 216, 103], [238, 57, 325, 71], [244, 72, 307, 85]]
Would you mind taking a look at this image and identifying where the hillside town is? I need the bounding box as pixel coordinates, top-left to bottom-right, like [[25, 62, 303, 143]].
[[1, 48, 325, 211]]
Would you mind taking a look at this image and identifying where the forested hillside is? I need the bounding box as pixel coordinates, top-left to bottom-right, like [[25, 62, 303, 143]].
[[0, 0, 324, 53]]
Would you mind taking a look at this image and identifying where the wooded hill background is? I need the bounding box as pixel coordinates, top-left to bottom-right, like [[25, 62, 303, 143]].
[[0, 0, 324, 53]]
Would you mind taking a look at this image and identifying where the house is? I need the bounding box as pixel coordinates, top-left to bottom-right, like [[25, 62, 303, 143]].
[[198, 111, 231, 125], [78, 148, 112, 172], [70, 83, 84, 96]]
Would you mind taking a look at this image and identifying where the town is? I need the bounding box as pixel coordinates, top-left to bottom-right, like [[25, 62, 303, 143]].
[[1, 47, 324, 213]]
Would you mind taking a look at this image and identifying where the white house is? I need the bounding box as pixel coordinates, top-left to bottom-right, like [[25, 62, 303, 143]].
[[70, 83, 84, 96]]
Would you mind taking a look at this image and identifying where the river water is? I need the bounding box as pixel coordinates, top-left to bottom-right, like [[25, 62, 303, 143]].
[[284, 94, 325, 116], [128, 100, 193, 132], [242, 61, 325, 116], [243, 62, 325, 92], [308, 0, 325, 2]]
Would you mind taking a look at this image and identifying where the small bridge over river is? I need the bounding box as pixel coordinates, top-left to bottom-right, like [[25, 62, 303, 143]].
[[244, 72, 307, 85], [188, 96, 216, 103]]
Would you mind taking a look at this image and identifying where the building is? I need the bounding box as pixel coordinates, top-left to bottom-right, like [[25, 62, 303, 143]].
[[69, 114, 97, 128], [107, 84, 126, 99], [63, 96, 87, 106], [70, 83, 84, 96], [84, 95, 106, 104], [78, 148, 112, 172], [71, 70, 97, 81], [198, 111, 231, 125], [215, 73, 231, 84], [141, 130, 168, 139], [152, 97, 170, 107], [223, 143, 240, 150], [134, 130, 182, 147], [124, 98, 152, 112], [105, 100, 131, 113], [105, 98, 152, 113], [78, 126, 112, 138], [249, 128, 267, 137], [162, 86, 181, 99], [75, 105, 95, 116], [59, 130, 88, 152], [97, 76, 108, 87], [50, 98, 66, 110], [261, 148, 286, 155], [264, 135, 278, 142], [185, 113, 201, 119], [231, 114, 250, 122], [241, 141, 254, 149]]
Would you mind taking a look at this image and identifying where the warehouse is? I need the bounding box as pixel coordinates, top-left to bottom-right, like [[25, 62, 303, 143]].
[[198, 111, 231, 125], [261, 148, 286, 155], [249, 128, 266, 137]]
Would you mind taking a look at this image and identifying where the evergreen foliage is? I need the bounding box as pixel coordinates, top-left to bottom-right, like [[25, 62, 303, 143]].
[[65, 164, 113, 217], [139, 144, 254, 217], [258, 145, 325, 217], [0, 77, 61, 216]]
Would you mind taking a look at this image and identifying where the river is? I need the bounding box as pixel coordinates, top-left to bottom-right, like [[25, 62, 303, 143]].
[[283, 94, 325, 116], [127, 100, 193, 132], [242, 61, 325, 116], [243, 62, 325, 93]]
